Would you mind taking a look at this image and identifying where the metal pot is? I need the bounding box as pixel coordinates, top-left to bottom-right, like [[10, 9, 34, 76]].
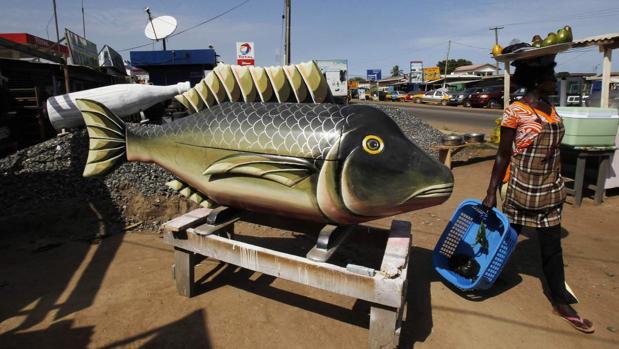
[[441, 134, 464, 146], [463, 133, 485, 143]]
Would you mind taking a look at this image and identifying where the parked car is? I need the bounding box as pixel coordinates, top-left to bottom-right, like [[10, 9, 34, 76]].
[[414, 89, 450, 105], [446, 90, 469, 106], [460, 87, 484, 107], [510, 87, 526, 103], [404, 91, 421, 101], [410, 91, 427, 103], [468, 86, 504, 108], [386, 91, 407, 102]]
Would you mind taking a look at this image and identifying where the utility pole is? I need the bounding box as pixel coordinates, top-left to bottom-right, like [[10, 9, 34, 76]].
[[52, 0, 70, 94], [52, 0, 60, 56], [490, 26, 504, 75], [442, 40, 450, 90], [81, 0, 86, 38], [283, 0, 291, 65]]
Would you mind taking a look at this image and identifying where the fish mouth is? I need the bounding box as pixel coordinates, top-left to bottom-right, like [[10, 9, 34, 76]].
[[403, 183, 454, 203]]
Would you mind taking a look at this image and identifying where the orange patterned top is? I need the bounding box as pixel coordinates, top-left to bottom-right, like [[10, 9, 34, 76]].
[[501, 101, 561, 155]]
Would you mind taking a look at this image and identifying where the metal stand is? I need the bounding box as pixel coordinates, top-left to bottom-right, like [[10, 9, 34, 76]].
[[162, 208, 411, 349]]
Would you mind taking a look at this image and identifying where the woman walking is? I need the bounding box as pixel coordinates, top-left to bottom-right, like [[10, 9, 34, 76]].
[[482, 54, 594, 333]]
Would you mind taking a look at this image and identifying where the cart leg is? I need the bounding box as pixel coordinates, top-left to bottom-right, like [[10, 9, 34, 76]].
[[369, 305, 399, 349], [594, 155, 609, 205], [573, 154, 586, 208], [174, 247, 196, 298]]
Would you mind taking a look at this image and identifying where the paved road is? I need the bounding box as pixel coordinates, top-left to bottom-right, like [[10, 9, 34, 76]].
[[356, 101, 503, 134]]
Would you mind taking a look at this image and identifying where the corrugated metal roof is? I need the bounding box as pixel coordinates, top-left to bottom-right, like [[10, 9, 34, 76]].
[[573, 32, 619, 47]]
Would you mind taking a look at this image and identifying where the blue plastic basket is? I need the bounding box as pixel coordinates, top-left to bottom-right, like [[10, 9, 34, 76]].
[[432, 199, 518, 290]]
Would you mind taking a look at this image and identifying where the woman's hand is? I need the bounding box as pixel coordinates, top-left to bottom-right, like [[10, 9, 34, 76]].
[[482, 193, 497, 210]]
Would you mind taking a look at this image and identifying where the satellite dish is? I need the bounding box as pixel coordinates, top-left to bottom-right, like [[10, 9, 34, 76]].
[[144, 15, 177, 40]]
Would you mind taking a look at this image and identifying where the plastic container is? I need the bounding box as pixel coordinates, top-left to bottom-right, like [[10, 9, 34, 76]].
[[432, 199, 518, 291], [557, 107, 619, 146]]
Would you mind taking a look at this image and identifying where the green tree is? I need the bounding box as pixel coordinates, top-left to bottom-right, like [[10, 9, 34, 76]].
[[391, 65, 400, 77], [436, 59, 473, 75]]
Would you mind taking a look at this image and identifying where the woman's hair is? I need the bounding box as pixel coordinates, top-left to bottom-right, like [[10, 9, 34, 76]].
[[512, 58, 557, 90]]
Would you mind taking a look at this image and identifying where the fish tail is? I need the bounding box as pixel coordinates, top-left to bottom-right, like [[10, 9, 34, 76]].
[[75, 99, 127, 177]]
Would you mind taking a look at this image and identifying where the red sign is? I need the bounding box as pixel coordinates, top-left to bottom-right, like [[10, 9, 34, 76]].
[[236, 41, 255, 66], [237, 59, 255, 66], [0, 33, 69, 56]]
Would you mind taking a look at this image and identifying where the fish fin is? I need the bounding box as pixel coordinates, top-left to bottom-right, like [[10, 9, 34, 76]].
[[203, 154, 315, 187], [189, 193, 204, 204], [174, 94, 194, 112], [76, 99, 127, 177], [179, 187, 193, 198], [165, 179, 186, 191]]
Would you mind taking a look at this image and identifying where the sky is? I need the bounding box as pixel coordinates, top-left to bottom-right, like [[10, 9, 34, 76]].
[[2, 0, 618, 78]]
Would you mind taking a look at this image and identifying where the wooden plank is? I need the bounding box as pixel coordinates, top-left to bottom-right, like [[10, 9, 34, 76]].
[[174, 248, 195, 297], [601, 47, 612, 108], [163, 207, 212, 233], [503, 61, 511, 109], [494, 42, 571, 62], [380, 220, 411, 278], [164, 230, 406, 308], [369, 305, 398, 349]]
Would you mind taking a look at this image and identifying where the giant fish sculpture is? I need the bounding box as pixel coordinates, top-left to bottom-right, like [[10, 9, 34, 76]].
[[77, 100, 453, 224]]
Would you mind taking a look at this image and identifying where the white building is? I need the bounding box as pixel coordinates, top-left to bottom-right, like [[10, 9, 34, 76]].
[[452, 64, 497, 77]]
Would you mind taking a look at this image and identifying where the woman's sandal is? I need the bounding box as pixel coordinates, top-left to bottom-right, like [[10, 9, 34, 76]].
[[554, 310, 595, 333]]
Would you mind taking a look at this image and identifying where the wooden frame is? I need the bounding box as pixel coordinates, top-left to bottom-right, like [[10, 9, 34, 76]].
[[162, 208, 411, 349]]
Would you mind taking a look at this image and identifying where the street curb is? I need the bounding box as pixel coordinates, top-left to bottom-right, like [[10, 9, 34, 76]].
[[352, 100, 503, 115]]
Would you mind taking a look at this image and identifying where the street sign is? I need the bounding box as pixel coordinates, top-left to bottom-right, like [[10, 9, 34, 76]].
[[410, 61, 423, 84], [366, 69, 382, 81], [236, 41, 255, 66]]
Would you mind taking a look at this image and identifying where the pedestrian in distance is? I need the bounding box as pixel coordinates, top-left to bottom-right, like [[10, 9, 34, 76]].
[[482, 50, 594, 333]]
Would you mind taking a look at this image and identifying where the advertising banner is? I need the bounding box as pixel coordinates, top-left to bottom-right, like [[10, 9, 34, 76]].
[[409, 61, 423, 84], [423, 67, 441, 82], [236, 42, 255, 66], [316, 59, 348, 97], [65, 29, 98, 67]]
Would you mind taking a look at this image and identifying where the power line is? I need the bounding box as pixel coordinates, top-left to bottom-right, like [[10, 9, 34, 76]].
[[120, 0, 251, 52], [169, 0, 250, 38]]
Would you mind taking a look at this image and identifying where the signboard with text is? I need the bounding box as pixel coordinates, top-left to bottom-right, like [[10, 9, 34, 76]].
[[366, 69, 382, 81], [423, 67, 441, 82], [65, 28, 98, 67], [409, 61, 423, 84], [236, 41, 255, 66]]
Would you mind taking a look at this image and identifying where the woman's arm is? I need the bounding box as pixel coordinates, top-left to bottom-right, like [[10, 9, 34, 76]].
[[482, 126, 516, 209]]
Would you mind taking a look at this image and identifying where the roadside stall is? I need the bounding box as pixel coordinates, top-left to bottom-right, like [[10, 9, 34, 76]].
[[494, 32, 619, 206]]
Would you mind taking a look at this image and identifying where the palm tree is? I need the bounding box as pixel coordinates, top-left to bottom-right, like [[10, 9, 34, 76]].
[[391, 65, 400, 77]]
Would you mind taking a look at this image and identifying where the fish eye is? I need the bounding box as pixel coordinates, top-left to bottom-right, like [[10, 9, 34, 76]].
[[362, 135, 384, 155]]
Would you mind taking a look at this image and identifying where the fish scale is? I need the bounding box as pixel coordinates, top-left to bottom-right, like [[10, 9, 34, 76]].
[[134, 102, 351, 160]]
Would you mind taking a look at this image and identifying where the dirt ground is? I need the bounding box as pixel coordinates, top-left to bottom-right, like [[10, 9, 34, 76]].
[[1, 156, 618, 348]]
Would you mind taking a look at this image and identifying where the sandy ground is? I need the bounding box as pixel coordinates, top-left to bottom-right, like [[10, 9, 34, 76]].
[[1, 155, 618, 348]]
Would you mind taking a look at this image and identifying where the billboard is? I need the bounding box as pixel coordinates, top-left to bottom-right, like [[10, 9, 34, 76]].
[[65, 29, 98, 67], [410, 61, 423, 84], [366, 69, 381, 81], [236, 41, 255, 66], [98, 45, 126, 75], [316, 59, 348, 98], [423, 67, 441, 82]]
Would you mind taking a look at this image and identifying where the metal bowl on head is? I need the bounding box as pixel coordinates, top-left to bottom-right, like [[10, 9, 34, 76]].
[[463, 133, 485, 143], [441, 134, 464, 146]]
